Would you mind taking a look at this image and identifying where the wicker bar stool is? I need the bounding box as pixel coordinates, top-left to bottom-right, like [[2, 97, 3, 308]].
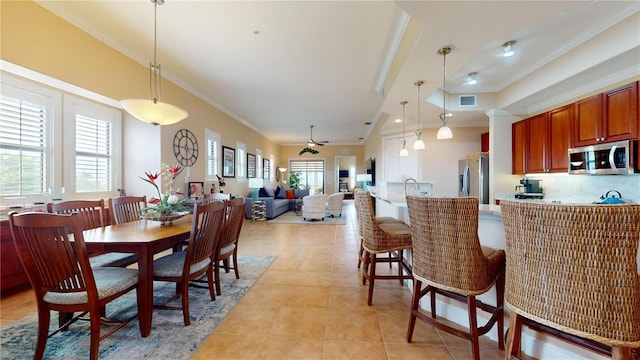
[[501, 200, 640, 360], [354, 189, 412, 306], [405, 196, 505, 360], [353, 189, 402, 269]]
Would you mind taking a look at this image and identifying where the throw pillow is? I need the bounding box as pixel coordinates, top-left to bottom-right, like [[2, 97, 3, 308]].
[[258, 188, 271, 198], [286, 190, 295, 199], [264, 186, 275, 198], [276, 186, 288, 199]]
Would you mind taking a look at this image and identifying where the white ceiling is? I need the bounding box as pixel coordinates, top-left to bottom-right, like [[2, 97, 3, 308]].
[[36, 1, 639, 146]]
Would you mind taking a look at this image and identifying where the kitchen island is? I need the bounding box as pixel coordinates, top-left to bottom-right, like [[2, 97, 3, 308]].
[[369, 191, 611, 360]]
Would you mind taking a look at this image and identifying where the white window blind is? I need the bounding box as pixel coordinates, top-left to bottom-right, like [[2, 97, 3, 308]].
[[236, 141, 246, 182], [289, 159, 324, 193], [0, 96, 46, 195], [205, 129, 220, 181], [256, 148, 263, 179], [75, 114, 111, 192]]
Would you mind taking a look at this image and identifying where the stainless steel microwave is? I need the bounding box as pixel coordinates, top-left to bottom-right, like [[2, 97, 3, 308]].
[[568, 140, 637, 175]]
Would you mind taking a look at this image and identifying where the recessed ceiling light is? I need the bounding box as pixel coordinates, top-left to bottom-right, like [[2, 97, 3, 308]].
[[394, 118, 402, 123], [464, 72, 478, 86], [503, 40, 516, 57]]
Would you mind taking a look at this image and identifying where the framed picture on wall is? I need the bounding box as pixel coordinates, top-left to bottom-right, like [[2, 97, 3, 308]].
[[222, 146, 235, 178], [247, 153, 256, 178], [263, 159, 270, 180], [188, 182, 204, 199]]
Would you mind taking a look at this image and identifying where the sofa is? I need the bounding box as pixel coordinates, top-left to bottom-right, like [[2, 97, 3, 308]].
[[244, 186, 309, 219]]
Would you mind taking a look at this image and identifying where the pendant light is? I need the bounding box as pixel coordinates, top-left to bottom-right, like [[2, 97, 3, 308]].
[[399, 100, 409, 157], [413, 80, 425, 150], [436, 46, 453, 140], [120, 0, 188, 126]]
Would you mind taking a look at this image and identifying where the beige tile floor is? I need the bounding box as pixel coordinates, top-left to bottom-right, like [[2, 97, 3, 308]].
[[0, 201, 506, 360]]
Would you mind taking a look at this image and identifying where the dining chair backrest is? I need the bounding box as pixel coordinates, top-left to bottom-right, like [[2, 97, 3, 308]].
[[47, 199, 106, 230], [219, 197, 246, 253], [183, 201, 226, 278], [9, 212, 96, 301], [108, 196, 147, 224]]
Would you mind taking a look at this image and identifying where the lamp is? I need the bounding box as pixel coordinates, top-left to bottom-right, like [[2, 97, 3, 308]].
[[413, 81, 425, 150], [503, 40, 516, 58], [248, 178, 263, 199], [399, 100, 409, 157], [120, 0, 188, 126], [436, 46, 453, 140], [356, 174, 371, 189]]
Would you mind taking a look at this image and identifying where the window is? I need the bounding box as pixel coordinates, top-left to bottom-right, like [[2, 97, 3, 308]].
[[236, 141, 246, 182], [205, 129, 220, 181], [1, 71, 121, 203], [256, 148, 263, 179], [64, 95, 121, 199], [289, 159, 324, 193], [75, 114, 111, 192], [0, 77, 59, 197]]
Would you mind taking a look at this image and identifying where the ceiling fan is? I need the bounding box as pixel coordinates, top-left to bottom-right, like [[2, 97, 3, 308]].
[[307, 125, 329, 147]]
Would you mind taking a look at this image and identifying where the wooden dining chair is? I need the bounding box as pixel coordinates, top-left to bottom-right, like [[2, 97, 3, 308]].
[[47, 199, 107, 230], [108, 196, 147, 225], [501, 201, 640, 360], [214, 197, 246, 295], [8, 212, 140, 360], [48, 199, 137, 268], [152, 201, 226, 326], [405, 196, 505, 360]]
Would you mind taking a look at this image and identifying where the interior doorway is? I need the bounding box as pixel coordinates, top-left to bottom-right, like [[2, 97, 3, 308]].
[[335, 156, 356, 194]]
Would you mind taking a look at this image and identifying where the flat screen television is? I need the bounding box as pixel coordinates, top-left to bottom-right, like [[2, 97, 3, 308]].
[[338, 170, 349, 178]]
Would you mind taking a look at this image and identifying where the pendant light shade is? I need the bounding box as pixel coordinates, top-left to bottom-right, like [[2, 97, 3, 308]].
[[121, 98, 188, 126], [120, 0, 188, 126], [413, 80, 425, 150], [399, 100, 408, 157], [436, 46, 453, 140]]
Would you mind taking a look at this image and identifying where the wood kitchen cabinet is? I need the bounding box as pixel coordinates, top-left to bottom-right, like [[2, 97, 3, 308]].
[[603, 82, 638, 142], [512, 120, 527, 174], [574, 82, 638, 146], [517, 105, 572, 174], [0, 220, 30, 291], [526, 113, 549, 174]]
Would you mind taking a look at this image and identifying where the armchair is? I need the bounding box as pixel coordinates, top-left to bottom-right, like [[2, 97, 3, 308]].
[[301, 194, 328, 221], [325, 192, 345, 217]]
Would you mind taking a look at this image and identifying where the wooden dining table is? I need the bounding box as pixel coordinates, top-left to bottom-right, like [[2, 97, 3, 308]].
[[82, 215, 192, 337]]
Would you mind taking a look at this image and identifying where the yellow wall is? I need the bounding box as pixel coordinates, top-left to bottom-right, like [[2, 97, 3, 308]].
[[279, 144, 364, 194], [1, 1, 280, 197]]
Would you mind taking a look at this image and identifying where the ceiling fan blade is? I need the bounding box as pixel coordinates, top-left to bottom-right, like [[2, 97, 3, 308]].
[[316, 142, 325, 146]]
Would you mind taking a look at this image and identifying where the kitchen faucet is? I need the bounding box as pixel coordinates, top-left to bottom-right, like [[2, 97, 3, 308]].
[[404, 178, 420, 195]]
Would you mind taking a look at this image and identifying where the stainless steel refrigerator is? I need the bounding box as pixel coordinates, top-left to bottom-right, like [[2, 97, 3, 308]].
[[458, 153, 489, 204]]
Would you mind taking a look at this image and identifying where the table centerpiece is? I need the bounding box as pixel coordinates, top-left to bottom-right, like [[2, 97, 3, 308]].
[[140, 163, 191, 225]]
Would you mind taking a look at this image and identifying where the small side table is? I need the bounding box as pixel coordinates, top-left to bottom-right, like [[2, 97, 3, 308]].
[[250, 200, 267, 221]]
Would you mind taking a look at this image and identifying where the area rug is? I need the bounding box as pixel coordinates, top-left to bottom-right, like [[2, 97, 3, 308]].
[[268, 210, 346, 225], [0, 255, 274, 360]]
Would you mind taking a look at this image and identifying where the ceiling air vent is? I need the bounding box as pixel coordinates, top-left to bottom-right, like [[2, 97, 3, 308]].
[[459, 95, 476, 107]]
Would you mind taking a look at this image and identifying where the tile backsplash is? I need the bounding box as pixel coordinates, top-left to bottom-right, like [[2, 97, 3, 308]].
[[522, 173, 640, 204]]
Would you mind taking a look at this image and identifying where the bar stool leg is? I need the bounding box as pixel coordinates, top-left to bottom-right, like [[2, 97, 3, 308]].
[[407, 278, 422, 343], [505, 312, 523, 360], [468, 295, 480, 360], [366, 254, 377, 306]]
